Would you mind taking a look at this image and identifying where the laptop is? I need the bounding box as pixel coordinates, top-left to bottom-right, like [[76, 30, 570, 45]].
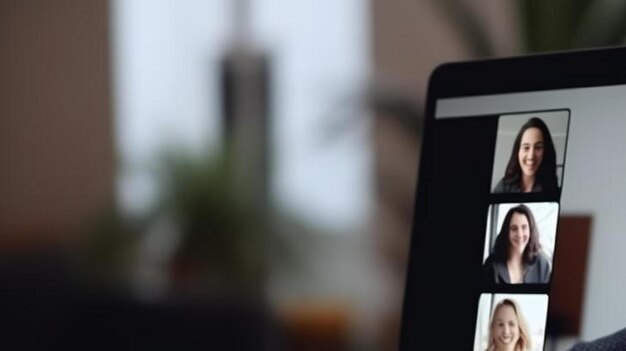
[[399, 46, 626, 350]]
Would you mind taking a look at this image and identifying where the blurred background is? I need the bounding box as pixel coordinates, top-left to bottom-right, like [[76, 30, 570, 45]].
[[1, 0, 625, 350]]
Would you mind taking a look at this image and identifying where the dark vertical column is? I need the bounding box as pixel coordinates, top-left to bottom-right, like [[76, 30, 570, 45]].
[[220, 49, 272, 210]]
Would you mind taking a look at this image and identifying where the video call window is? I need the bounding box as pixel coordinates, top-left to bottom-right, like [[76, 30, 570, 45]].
[[482, 202, 559, 285], [474, 293, 549, 351], [491, 110, 570, 195]]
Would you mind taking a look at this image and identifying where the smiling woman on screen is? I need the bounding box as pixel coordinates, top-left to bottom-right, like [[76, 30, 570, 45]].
[[493, 117, 559, 195], [483, 205, 551, 284], [486, 299, 532, 351]]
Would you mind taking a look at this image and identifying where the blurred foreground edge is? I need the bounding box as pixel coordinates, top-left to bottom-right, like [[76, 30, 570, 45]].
[[0, 252, 281, 350]]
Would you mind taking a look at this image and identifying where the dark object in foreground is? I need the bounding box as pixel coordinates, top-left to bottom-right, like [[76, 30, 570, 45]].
[[0, 253, 278, 350], [570, 328, 626, 351]]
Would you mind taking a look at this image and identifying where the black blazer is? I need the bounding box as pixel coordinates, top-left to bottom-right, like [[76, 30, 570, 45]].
[[483, 253, 551, 284]]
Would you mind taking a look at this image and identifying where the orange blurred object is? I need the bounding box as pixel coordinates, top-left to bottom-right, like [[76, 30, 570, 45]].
[[279, 302, 352, 351]]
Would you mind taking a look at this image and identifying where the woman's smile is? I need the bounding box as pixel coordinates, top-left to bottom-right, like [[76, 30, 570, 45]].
[[493, 305, 520, 350], [518, 127, 544, 179], [509, 213, 530, 254]]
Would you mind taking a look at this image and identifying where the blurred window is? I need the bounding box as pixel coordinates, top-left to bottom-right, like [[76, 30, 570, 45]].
[[111, 0, 370, 232]]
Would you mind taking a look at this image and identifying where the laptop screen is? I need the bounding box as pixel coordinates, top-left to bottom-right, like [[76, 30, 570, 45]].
[[402, 73, 626, 350]]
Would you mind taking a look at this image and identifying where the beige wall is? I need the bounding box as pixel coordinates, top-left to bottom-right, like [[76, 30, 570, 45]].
[[372, 0, 518, 98], [0, 0, 113, 249]]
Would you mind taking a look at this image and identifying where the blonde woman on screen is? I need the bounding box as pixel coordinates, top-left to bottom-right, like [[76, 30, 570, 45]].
[[486, 299, 532, 351]]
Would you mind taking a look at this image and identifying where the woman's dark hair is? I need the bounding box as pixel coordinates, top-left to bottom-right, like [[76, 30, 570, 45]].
[[502, 117, 558, 192], [492, 204, 541, 264]]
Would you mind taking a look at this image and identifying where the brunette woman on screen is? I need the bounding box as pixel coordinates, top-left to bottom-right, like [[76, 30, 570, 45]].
[[485, 299, 532, 351], [493, 117, 559, 195], [483, 205, 551, 284]]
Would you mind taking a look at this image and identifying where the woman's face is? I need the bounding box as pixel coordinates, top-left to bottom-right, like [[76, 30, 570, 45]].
[[518, 127, 545, 179], [508, 212, 530, 255], [492, 304, 520, 350]]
